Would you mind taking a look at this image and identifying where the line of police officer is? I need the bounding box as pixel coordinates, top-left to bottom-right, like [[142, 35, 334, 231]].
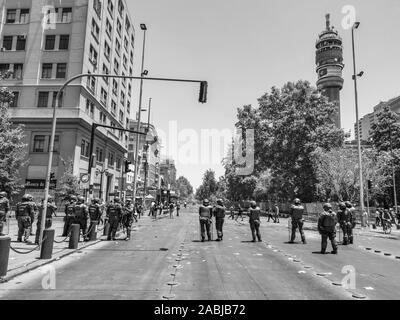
[[198, 199, 262, 242]]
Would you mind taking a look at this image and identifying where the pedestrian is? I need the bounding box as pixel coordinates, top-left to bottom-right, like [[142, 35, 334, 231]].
[[248, 201, 262, 242], [88, 198, 102, 225], [27, 194, 38, 236], [35, 196, 57, 244], [184, 201, 187, 209], [235, 204, 244, 222], [228, 205, 235, 219], [288, 198, 306, 244], [15, 194, 35, 243], [199, 199, 213, 242], [75, 196, 89, 241], [337, 202, 354, 245], [0, 191, 10, 236], [213, 199, 225, 241], [169, 201, 174, 219], [318, 203, 338, 254], [176, 201, 181, 217], [273, 202, 280, 223], [122, 198, 135, 240], [106, 197, 123, 241], [62, 195, 77, 236]]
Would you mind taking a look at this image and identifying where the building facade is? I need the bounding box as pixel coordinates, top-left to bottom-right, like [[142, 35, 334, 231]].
[[0, 0, 136, 202], [315, 14, 344, 128]]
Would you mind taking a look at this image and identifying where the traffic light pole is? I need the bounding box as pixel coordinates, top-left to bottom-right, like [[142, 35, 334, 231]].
[[40, 72, 207, 249]]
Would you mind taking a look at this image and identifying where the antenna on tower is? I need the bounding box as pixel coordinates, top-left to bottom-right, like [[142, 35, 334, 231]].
[[325, 13, 330, 30]]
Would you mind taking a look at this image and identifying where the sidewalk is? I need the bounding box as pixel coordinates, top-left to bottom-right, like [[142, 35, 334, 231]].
[[1, 217, 104, 282]]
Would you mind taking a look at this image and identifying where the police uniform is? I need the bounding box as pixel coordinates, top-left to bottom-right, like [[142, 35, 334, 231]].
[[289, 202, 306, 244], [169, 202, 174, 218], [88, 202, 102, 224], [213, 203, 225, 241], [107, 202, 122, 241], [122, 202, 135, 240], [199, 202, 213, 241], [35, 200, 57, 244], [318, 205, 338, 254], [337, 206, 354, 245], [28, 198, 38, 236], [16, 198, 34, 242], [248, 204, 262, 242], [75, 200, 89, 241], [0, 193, 10, 235], [63, 200, 76, 236], [176, 202, 180, 217]]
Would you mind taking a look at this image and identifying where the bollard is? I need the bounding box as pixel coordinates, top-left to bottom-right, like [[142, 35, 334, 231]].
[[68, 224, 80, 249], [372, 224, 376, 229], [40, 229, 55, 259], [0, 237, 11, 277], [89, 221, 98, 241], [103, 222, 110, 236]]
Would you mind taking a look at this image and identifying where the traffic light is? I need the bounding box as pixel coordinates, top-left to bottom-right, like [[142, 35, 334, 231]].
[[124, 160, 132, 173], [199, 81, 208, 103]]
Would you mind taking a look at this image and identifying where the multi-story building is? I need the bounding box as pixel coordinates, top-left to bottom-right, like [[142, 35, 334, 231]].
[[315, 14, 344, 128], [159, 157, 176, 190], [0, 0, 136, 202], [127, 120, 161, 197]]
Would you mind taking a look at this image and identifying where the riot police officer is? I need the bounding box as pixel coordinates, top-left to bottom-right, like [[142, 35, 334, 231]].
[[169, 202, 174, 219], [107, 197, 122, 241], [15, 194, 35, 243], [35, 196, 57, 244], [75, 196, 89, 241], [122, 198, 135, 240], [199, 199, 213, 242], [289, 198, 306, 244], [0, 191, 10, 236], [337, 202, 354, 245], [26, 194, 38, 236], [248, 201, 262, 242], [88, 198, 102, 225], [213, 199, 225, 241], [318, 203, 338, 254], [62, 195, 77, 236], [345, 201, 356, 243]]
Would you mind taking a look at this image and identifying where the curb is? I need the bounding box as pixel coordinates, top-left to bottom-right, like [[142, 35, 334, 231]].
[[2, 238, 102, 282]]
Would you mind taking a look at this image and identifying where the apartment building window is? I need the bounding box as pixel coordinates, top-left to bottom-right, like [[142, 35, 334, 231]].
[[81, 139, 90, 157], [130, 51, 134, 63], [99, 111, 107, 124], [118, 0, 124, 17], [45, 35, 56, 50], [116, 158, 121, 171], [115, 39, 121, 56], [128, 83, 132, 96], [47, 135, 60, 153], [6, 9, 16, 23], [120, 91, 125, 106], [56, 63, 67, 78], [101, 88, 108, 104], [0, 64, 10, 74], [85, 99, 94, 117], [104, 41, 111, 60], [33, 135, 46, 153], [125, 17, 131, 33], [59, 35, 70, 50], [89, 45, 98, 65], [121, 72, 126, 87], [19, 9, 30, 23], [16, 36, 26, 50], [51, 91, 63, 108], [124, 37, 128, 51], [106, 19, 112, 38], [102, 64, 109, 83], [60, 8, 72, 23], [116, 19, 122, 36], [126, 118, 129, 129], [13, 64, 23, 79], [108, 152, 115, 168], [127, 101, 130, 114], [112, 79, 118, 95], [113, 59, 119, 73], [107, 0, 114, 16], [129, 67, 133, 76], [38, 92, 49, 108], [96, 147, 104, 162], [2, 36, 13, 50], [88, 72, 96, 92], [119, 110, 123, 123], [42, 63, 53, 78], [93, 0, 102, 17], [111, 100, 117, 115], [91, 19, 100, 41], [123, 55, 127, 68], [10, 92, 19, 108]]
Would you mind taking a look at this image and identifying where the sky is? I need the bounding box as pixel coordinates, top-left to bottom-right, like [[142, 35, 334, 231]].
[[127, 0, 400, 189]]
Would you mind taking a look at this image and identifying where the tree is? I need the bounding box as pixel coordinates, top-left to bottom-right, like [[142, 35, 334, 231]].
[[176, 176, 193, 199], [55, 158, 80, 201], [370, 105, 400, 152], [195, 169, 218, 202], [0, 81, 27, 195]]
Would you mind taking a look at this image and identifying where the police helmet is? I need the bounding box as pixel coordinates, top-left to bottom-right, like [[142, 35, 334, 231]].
[[344, 201, 352, 208], [0, 191, 6, 198], [125, 198, 132, 203], [339, 202, 346, 210], [250, 200, 257, 208], [114, 197, 120, 203], [22, 194, 29, 201], [26, 194, 33, 201], [294, 198, 301, 205], [77, 196, 85, 203], [203, 199, 209, 205], [217, 198, 223, 206], [69, 195, 77, 202], [47, 196, 54, 202], [323, 203, 332, 210]]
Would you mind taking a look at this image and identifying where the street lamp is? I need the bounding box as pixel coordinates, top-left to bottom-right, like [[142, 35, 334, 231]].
[[132, 24, 147, 208], [351, 21, 365, 216]]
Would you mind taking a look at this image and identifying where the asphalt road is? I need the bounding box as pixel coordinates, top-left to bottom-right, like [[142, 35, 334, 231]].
[[0, 208, 399, 300]]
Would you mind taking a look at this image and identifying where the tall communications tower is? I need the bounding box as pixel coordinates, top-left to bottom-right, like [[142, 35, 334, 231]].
[[315, 14, 344, 128]]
